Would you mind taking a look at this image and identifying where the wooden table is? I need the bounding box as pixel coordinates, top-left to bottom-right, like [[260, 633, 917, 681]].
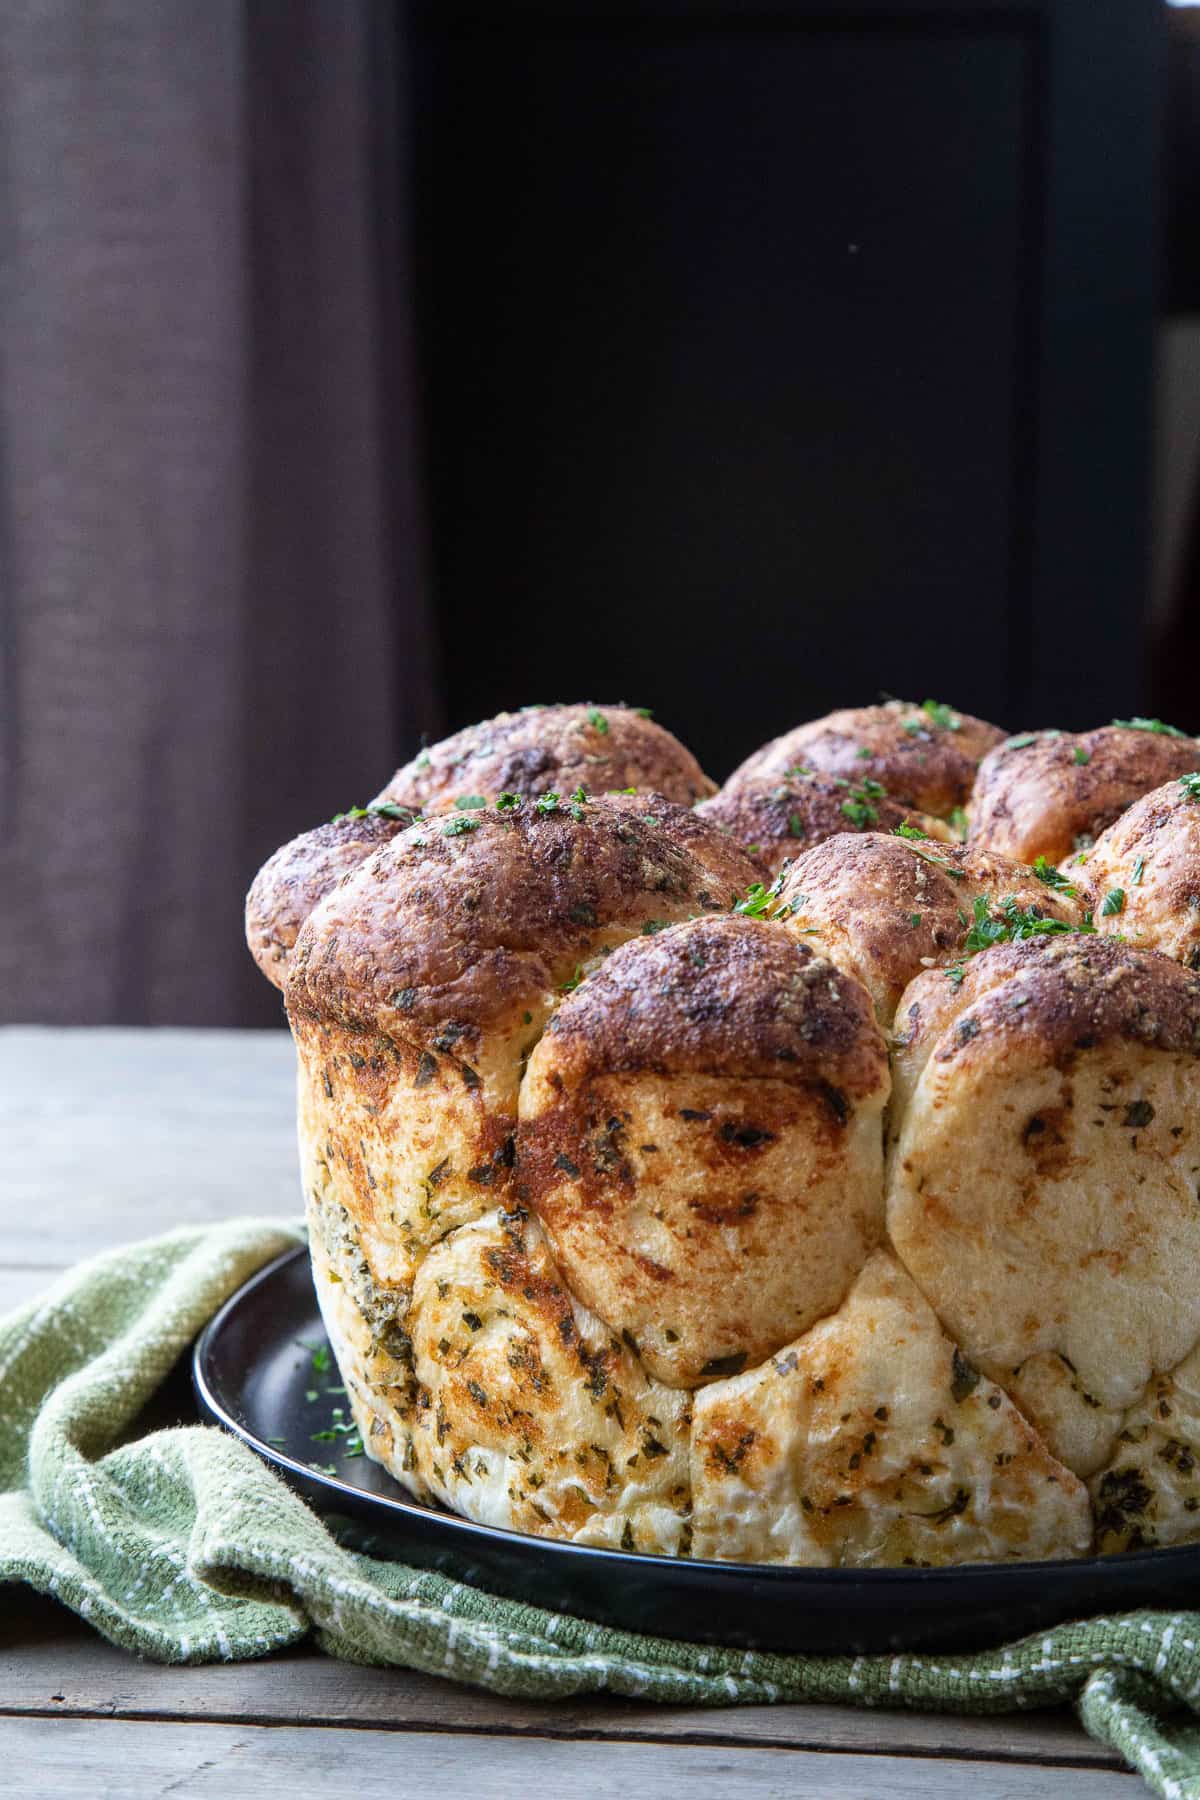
[[0, 1027, 1145, 1796]]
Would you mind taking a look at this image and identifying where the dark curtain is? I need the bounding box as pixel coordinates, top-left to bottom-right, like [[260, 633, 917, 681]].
[[0, 0, 439, 1028]]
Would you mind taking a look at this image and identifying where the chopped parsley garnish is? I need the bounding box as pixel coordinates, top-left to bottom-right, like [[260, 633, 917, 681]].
[[840, 777, 887, 828], [1100, 888, 1126, 917], [908, 845, 966, 881], [1031, 856, 1076, 895], [1180, 772, 1200, 802], [296, 1339, 332, 1375], [442, 814, 479, 837], [787, 813, 806, 838], [856, 746, 873, 760], [910, 913, 923, 927], [634, 706, 653, 718], [535, 791, 561, 814], [945, 895, 1096, 981], [1112, 717, 1186, 737], [948, 806, 968, 840], [559, 965, 584, 992], [331, 799, 417, 825], [495, 790, 523, 811], [1073, 746, 1091, 766], [587, 707, 609, 734], [643, 814, 660, 826], [921, 699, 961, 731], [1131, 856, 1146, 886], [1003, 733, 1038, 751], [453, 794, 487, 810], [893, 821, 929, 841], [415, 749, 432, 770], [733, 874, 792, 920]]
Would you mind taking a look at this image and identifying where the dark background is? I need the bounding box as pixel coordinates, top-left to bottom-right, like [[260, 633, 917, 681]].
[[411, 0, 1167, 775]]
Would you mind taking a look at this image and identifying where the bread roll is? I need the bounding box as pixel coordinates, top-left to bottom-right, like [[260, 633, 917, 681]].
[[1089, 1347, 1200, 1553], [1079, 774, 1200, 970], [888, 937, 1200, 1474], [375, 703, 716, 811], [249, 697, 1200, 1569], [969, 725, 1200, 866], [725, 700, 1004, 820], [770, 833, 1085, 1025], [519, 915, 890, 1387], [285, 792, 754, 1495], [690, 1250, 1090, 1565], [697, 769, 950, 878], [407, 1207, 692, 1551], [245, 808, 416, 990]]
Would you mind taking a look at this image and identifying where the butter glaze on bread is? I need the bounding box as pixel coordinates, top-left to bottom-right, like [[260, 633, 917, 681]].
[[519, 916, 890, 1386], [968, 726, 1200, 866], [697, 770, 950, 877], [725, 701, 1004, 820], [375, 703, 716, 811]]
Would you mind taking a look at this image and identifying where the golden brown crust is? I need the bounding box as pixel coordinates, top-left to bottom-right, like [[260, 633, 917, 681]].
[[690, 1251, 1091, 1566], [519, 917, 890, 1386], [603, 791, 762, 899], [968, 726, 1200, 866], [285, 793, 736, 1103], [375, 704, 716, 811], [771, 834, 1084, 1026], [1080, 777, 1200, 970], [697, 771, 950, 878], [726, 701, 1004, 819], [245, 810, 415, 990], [895, 936, 1200, 1085], [527, 915, 889, 1096]]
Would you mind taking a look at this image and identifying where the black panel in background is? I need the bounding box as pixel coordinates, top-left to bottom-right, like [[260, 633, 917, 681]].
[[409, 9, 1156, 780]]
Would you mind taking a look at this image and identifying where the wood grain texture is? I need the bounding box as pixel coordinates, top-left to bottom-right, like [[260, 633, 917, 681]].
[[0, 1027, 299, 1267], [0, 1716, 1140, 1800], [0, 1596, 1118, 1769], [0, 1269, 57, 1312]]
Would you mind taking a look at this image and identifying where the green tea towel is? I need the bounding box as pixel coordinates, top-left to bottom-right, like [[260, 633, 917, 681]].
[[5, 1221, 1200, 1798]]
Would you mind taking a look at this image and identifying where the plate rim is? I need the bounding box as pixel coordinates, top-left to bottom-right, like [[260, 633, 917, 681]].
[[193, 1242, 1200, 1589]]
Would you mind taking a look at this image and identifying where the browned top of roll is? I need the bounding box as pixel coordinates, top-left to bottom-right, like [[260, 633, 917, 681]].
[[697, 770, 951, 876], [895, 935, 1200, 1078], [245, 808, 416, 990], [285, 792, 734, 1068], [1081, 776, 1200, 967], [605, 790, 763, 897], [968, 726, 1200, 866], [726, 701, 1004, 819], [537, 914, 889, 1099], [375, 704, 716, 811], [770, 832, 1084, 1025]]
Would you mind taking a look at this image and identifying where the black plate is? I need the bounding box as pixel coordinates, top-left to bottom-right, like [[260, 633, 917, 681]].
[[193, 1246, 1200, 1655]]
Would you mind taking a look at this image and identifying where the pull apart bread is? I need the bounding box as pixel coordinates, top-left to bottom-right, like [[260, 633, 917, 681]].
[[249, 700, 1200, 1566]]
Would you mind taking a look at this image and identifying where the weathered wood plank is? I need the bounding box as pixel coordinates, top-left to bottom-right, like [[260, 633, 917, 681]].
[[1, 1716, 1140, 1799], [0, 1596, 1116, 1768], [0, 1268, 58, 1313], [0, 1027, 299, 1266]]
